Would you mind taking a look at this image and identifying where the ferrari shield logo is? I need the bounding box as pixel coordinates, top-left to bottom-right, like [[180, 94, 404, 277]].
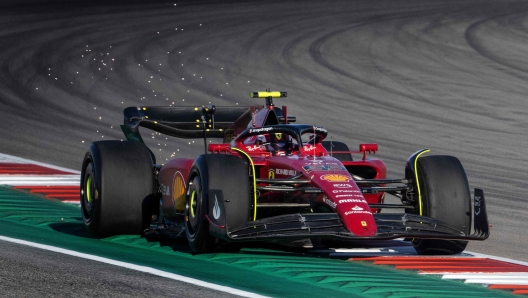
[[268, 169, 275, 179], [361, 221, 367, 227]]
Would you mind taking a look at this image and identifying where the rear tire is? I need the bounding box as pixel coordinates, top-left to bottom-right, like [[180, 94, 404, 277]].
[[322, 141, 352, 161], [81, 141, 155, 237], [412, 155, 471, 255], [185, 154, 250, 254]]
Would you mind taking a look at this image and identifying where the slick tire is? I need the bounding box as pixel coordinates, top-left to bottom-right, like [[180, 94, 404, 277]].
[[185, 154, 250, 254], [322, 141, 352, 161], [412, 155, 471, 255], [81, 141, 155, 237]]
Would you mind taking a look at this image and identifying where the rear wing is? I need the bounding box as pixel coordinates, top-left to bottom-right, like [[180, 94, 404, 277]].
[[120, 105, 250, 142]]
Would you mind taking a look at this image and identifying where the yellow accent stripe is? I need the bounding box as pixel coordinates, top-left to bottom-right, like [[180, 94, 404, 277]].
[[250, 91, 284, 98], [190, 190, 196, 217], [230, 148, 258, 221], [86, 176, 92, 203], [413, 149, 431, 215]]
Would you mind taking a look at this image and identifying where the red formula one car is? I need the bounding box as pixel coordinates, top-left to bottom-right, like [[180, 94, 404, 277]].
[[80, 91, 489, 254]]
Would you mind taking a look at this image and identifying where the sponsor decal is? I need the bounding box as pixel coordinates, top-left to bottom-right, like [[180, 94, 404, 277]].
[[305, 161, 339, 166], [246, 145, 261, 151], [306, 159, 324, 164], [332, 189, 361, 193], [333, 183, 353, 188], [344, 205, 372, 216], [268, 169, 275, 179], [338, 198, 364, 203], [161, 184, 170, 196], [276, 168, 296, 176], [304, 145, 316, 152], [336, 194, 365, 199], [475, 195, 481, 215], [344, 210, 372, 216], [213, 195, 221, 219], [173, 171, 186, 210], [302, 165, 312, 173], [323, 196, 337, 209], [320, 174, 350, 182], [361, 221, 367, 227], [249, 127, 273, 134]]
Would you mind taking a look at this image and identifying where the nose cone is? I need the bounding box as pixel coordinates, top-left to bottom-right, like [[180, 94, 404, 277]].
[[300, 163, 378, 237], [336, 203, 377, 236]]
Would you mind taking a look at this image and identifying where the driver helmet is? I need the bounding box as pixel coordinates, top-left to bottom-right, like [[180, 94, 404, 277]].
[[255, 134, 267, 145]]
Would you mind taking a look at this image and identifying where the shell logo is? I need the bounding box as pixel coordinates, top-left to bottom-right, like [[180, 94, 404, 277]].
[[173, 171, 186, 210], [320, 174, 350, 182]]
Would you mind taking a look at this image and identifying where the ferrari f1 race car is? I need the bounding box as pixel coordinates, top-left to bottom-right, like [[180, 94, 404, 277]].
[[80, 91, 489, 254]]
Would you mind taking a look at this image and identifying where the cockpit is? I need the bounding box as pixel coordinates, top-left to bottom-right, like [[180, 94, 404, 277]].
[[235, 124, 328, 156]]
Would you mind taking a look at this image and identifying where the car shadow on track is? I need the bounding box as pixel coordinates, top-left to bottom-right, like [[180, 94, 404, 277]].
[[48, 222, 414, 259], [49, 222, 92, 238]]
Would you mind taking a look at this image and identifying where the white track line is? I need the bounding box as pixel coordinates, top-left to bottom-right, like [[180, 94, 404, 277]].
[[466, 251, 528, 267], [0, 175, 80, 186], [0, 153, 81, 186], [442, 273, 528, 279], [463, 279, 528, 285], [0, 235, 269, 298], [0, 153, 80, 174], [425, 274, 528, 286], [419, 251, 528, 286]]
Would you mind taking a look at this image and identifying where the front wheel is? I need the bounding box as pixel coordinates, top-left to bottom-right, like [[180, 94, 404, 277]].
[[184, 154, 251, 254], [185, 170, 216, 254], [411, 155, 471, 255]]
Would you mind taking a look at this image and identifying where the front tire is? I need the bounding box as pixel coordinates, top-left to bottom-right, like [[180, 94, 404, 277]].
[[411, 155, 471, 255], [185, 171, 216, 254], [81, 141, 155, 237], [185, 154, 250, 254]]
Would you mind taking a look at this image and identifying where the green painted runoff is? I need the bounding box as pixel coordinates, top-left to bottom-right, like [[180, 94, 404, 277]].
[[0, 187, 514, 298]]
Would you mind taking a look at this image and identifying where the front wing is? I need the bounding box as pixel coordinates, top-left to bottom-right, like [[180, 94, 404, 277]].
[[216, 189, 489, 242]]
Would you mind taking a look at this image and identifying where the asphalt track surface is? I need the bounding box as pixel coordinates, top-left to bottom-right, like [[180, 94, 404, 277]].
[[0, 240, 234, 298], [1, 0, 528, 295]]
